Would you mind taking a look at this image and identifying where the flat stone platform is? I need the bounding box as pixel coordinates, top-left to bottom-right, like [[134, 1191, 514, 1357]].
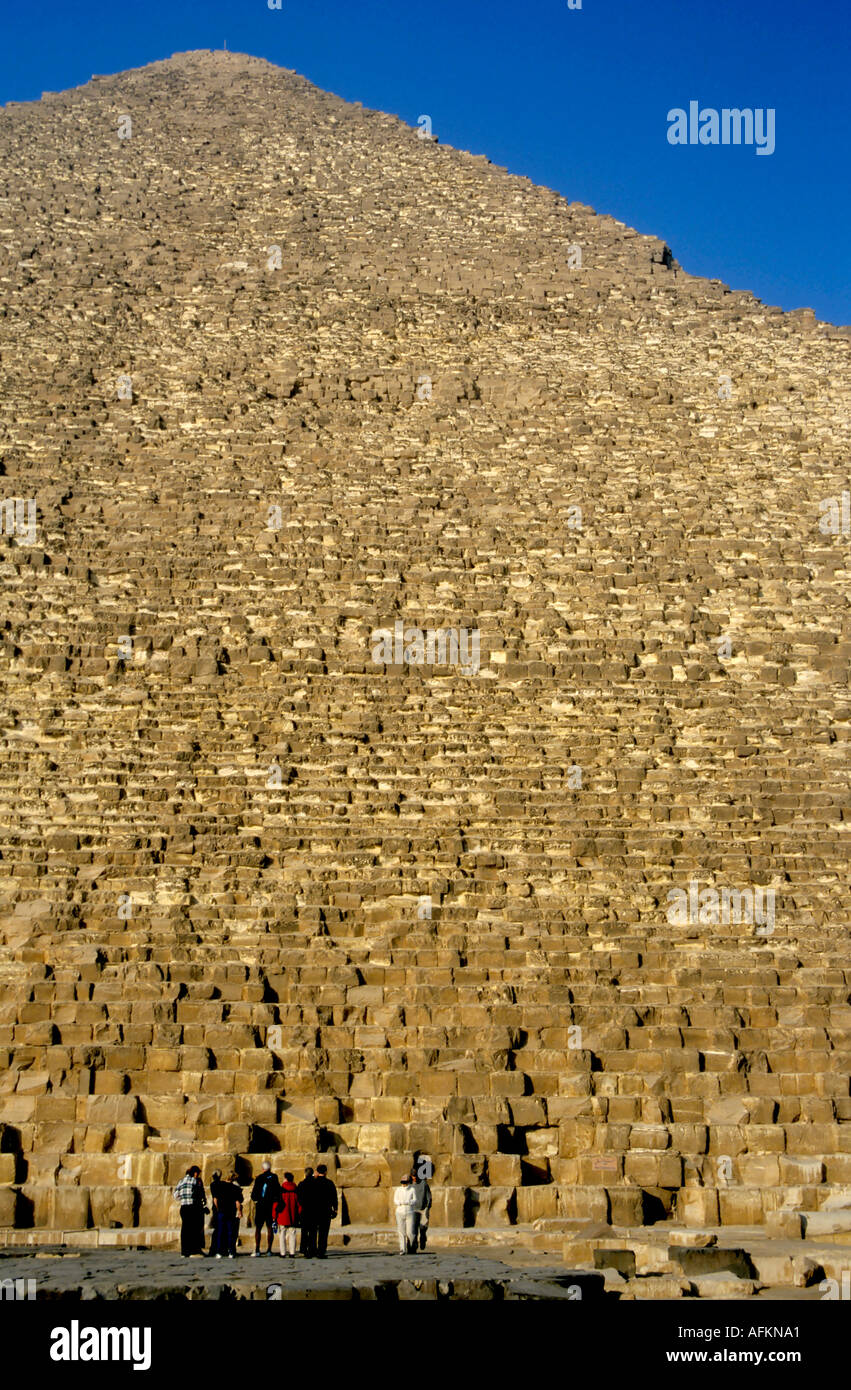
[[0, 1239, 831, 1301], [0, 1244, 602, 1301]]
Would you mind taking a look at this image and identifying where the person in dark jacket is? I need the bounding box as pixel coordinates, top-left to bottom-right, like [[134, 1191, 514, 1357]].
[[250, 1161, 282, 1256], [313, 1163, 338, 1259], [297, 1166, 316, 1257], [410, 1165, 433, 1251], [214, 1172, 244, 1258], [173, 1165, 208, 1256]]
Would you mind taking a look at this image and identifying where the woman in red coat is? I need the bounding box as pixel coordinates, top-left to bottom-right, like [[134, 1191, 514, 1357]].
[[273, 1172, 301, 1257]]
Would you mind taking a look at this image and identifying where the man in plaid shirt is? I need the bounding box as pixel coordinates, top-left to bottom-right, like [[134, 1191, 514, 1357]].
[[174, 1165, 208, 1256]]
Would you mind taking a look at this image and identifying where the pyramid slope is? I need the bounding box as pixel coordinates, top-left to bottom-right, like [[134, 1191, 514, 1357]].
[[0, 52, 849, 1237]]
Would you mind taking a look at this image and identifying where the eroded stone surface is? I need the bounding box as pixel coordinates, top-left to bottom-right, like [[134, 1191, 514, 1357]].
[[0, 51, 849, 1251]]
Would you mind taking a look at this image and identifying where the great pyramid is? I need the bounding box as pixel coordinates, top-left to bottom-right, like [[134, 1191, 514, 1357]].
[[1, 50, 849, 1252]]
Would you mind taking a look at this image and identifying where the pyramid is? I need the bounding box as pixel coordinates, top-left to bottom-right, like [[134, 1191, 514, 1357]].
[[0, 51, 849, 1245]]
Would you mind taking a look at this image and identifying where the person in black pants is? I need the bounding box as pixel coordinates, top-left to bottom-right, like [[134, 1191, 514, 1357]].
[[216, 1172, 243, 1258], [250, 1161, 281, 1255], [174, 1166, 208, 1256], [313, 1164, 338, 1259], [297, 1166, 316, 1257]]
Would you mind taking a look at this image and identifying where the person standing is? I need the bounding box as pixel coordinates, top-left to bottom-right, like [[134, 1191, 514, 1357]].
[[393, 1174, 417, 1255], [250, 1161, 281, 1256], [297, 1166, 316, 1257], [313, 1163, 338, 1259], [173, 1165, 208, 1257], [215, 1171, 243, 1258], [411, 1164, 433, 1252], [273, 1172, 301, 1257], [208, 1170, 223, 1257]]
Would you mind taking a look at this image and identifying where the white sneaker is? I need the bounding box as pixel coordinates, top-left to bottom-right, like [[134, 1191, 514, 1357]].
[[251, 1251, 258, 1257], [215, 1254, 222, 1260]]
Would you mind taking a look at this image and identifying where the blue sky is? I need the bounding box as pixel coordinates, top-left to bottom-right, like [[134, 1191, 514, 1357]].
[[3, 0, 849, 324]]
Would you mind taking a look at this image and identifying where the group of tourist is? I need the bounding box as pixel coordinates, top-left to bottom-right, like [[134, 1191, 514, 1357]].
[[174, 1160, 433, 1258], [173, 1161, 338, 1258]]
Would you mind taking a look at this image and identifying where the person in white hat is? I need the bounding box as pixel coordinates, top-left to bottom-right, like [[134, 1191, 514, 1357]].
[[393, 1174, 417, 1255]]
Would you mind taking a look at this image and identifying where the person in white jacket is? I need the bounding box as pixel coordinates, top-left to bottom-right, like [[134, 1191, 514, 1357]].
[[393, 1174, 417, 1254]]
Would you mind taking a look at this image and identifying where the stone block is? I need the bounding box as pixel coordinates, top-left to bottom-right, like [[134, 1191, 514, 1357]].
[[430, 1187, 466, 1228], [468, 1186, 515, 1227], [677, 1188, 720, 1226], [356, 1123, 406, 1154], [0, 1188, 20, 1226], [89, 1186, 136, 1229], [341, 1188, 390, 1225], [50, 1187, 91, 1230], [515, 1186, 558, 1223]]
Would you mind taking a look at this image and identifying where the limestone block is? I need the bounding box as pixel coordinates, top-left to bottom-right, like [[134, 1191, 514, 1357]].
[[336, 1154, 383, 1187], [677, 1188, 720, 1226], [690, 1272, 757, 1298], [315, 1098, 340, 1125], [751, 1252, 820, 1287], [509, 1099, 547, 1127], [670, 1124, 708, 1155], [779, 1156, 824, 1185], [357, 1123, 406, 1153], [79, 1097, 137, 1125], [718, 1188, 765, 1225], [34, 1123, 75, 1152], [60, 1154, 122, 1185], [737, 1154, 781, 1185], [0, 1188, 20, 1226], [34, 1097, 72, 1123], [449, 1155, 486, 1185], [549, 1158, 580, 1185], [632, 1241, 680, 1275], [371, 1098, 409, 1123], [341, 1188, 390, 1225], [469, 1187, 515, 1227], [51, 1187, 91, 1230], [526, 1128, 559, 1158], [89, 1186, 136, 1228], [113, 1124, 149, 1152], [624, 1153, 682, 1187], [557, 1186, 608, 1222], [272, 1122, 317, 1150], [468, 1125, 498, 1152], [803, 1210, 851, 1238], [623, 1276, 688, 1300], [578, 1155, 621, 1185], [136, 1188, 174, 1227], [488, 1154, 522, 1186], [608, 1188, 645, 1227], [117, 1152, 165, 1186], [224, 1124, 251, 1151], [429, 1187, 466, 1228], [765, 1210, 804, 1239], [515, 1186, 558, 1223]]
